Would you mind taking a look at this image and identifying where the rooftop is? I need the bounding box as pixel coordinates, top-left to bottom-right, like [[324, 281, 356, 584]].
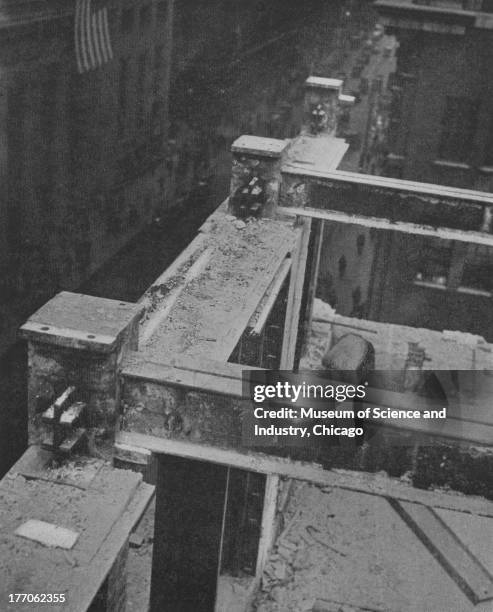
[[19, 292, 142, 353]]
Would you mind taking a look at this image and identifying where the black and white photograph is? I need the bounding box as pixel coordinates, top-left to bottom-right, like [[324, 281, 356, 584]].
[[0, 1, 492, 611]]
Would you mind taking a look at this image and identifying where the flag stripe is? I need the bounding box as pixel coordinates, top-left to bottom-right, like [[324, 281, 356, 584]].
[[104, 8, 113, 60], [85, 0, 96, 70], [97, 10, 109, 64], [75, 0, 113, 73], [103, 8, 114, 61], [74, 0, 83, 73], [80, 0, 90, 71], [81, 0, 90, 72], [92, 12, 103, 67]]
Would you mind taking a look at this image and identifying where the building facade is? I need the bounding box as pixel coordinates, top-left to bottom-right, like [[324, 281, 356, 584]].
[[0, 0, 173, 351], [375, 0, 493, 189], [0, 0, 366, 355], [319, 0, 493, 341]]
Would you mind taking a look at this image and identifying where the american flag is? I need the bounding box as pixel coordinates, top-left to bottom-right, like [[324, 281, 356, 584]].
[[75, 0, 114, 73]]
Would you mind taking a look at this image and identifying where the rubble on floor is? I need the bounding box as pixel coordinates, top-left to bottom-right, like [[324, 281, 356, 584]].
[[253, 481, 493, 612], [216, 575, 255, 612], [302, 299, 493, 373]]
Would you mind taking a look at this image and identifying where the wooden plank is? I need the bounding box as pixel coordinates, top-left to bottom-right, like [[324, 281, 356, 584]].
[[255, 474, 280, 578], [249, 258, 291, 336], [212, 233, 299, 362], [71, 466, 143, 566], [277, 206, 493, 247], [280, 218, 312, 369], [114, 442, 153, 466], [67, 482, 155, 612], [313, 316, 378, 333], [392, 501, 493, 604], [374, 0, 478, 20], [123, 349, 257, 383], [122, 357, 245, 399], [303, 219, 324, 353], [116, 431, 493, 518], [122, 351, 493, 446]]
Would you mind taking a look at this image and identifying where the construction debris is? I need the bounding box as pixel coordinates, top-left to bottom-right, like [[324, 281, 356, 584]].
[[254, 481, 493, 612]]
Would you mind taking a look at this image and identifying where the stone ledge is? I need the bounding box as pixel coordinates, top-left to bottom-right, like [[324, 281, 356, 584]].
[[231, 135, 290, 159], [19, 291, 143, 353]]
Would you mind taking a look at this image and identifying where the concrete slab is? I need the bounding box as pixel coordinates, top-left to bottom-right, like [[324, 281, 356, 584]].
[[395, 501, 493, 604], [0, 450, 152, 612], [256, 483, 489, 612], [231, 135, 290, 158], [19, 291, 143, 352], [283, 135, 349, 174], [435, 508, 493, 577]]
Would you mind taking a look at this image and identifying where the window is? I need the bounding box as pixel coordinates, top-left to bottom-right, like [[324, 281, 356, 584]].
[[413, 239, 493, 295], [121, 8, 134, 33], [460, 245, 493, 294], [414, 240, 453, 287], [438, 96, 478, 163], [480, 0, 493, 12]]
